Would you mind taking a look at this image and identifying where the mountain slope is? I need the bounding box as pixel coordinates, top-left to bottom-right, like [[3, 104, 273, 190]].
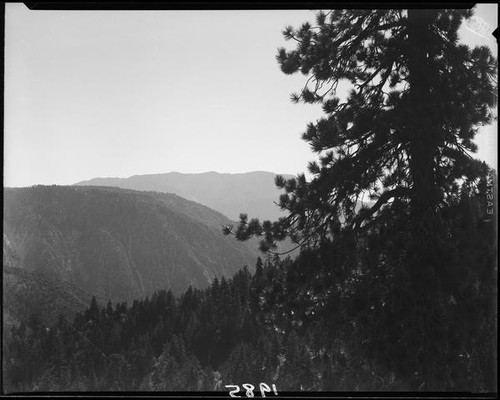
[[3, 186, 260, 315], [75, 171, 294, 221], [3, 265, 92, 327]]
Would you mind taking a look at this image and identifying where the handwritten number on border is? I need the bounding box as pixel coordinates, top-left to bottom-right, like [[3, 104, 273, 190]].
[[226, 383, 278, 397]]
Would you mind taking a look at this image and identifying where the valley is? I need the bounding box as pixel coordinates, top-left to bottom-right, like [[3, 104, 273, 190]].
[[3, 185, 262, 324]]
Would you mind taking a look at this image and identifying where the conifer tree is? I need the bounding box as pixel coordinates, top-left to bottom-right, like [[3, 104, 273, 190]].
[[224, 8, 496, 390], [227, 8, 495, 252]]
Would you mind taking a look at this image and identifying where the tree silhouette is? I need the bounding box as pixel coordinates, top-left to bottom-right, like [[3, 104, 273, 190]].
[[226, 9, 496, 253], [225, 8, 497, 390]]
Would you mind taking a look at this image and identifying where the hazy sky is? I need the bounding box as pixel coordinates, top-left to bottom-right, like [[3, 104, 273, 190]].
[[4, 4, 498, 187]]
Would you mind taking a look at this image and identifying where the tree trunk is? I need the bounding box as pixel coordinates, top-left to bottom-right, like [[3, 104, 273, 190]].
[[407, 9, 439, 230], [406, 9, 447, 390]]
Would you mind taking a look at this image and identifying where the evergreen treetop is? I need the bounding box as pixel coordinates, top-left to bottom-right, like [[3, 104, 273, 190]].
[[226, 9, 496, 253]]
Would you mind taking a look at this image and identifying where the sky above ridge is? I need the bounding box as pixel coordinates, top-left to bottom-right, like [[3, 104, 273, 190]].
[[4, 4, 498, 187]]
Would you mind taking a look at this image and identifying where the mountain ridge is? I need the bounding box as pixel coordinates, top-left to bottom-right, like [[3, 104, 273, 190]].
[[74, 171, 295, 221]]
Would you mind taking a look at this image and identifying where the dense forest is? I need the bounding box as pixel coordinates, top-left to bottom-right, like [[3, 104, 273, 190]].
[[4, 258, 319, 392], [3, 8, 497, 394]]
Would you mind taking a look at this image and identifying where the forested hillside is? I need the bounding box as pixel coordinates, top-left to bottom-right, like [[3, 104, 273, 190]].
[[3, 186, 259, 324], [3, 266, 92, 328]]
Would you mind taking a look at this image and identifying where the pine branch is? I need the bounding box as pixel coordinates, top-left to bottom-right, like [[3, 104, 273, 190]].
[[351, 186, 410, 232]]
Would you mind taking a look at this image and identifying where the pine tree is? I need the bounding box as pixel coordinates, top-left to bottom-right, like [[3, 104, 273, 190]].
[[228, 9, 495, 253], [222, 342, 263, 385], [278, 330, 314, 390], [225, 8, 496, 391], [148, 335, 202, 391], [85, 296, 100, 323]]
